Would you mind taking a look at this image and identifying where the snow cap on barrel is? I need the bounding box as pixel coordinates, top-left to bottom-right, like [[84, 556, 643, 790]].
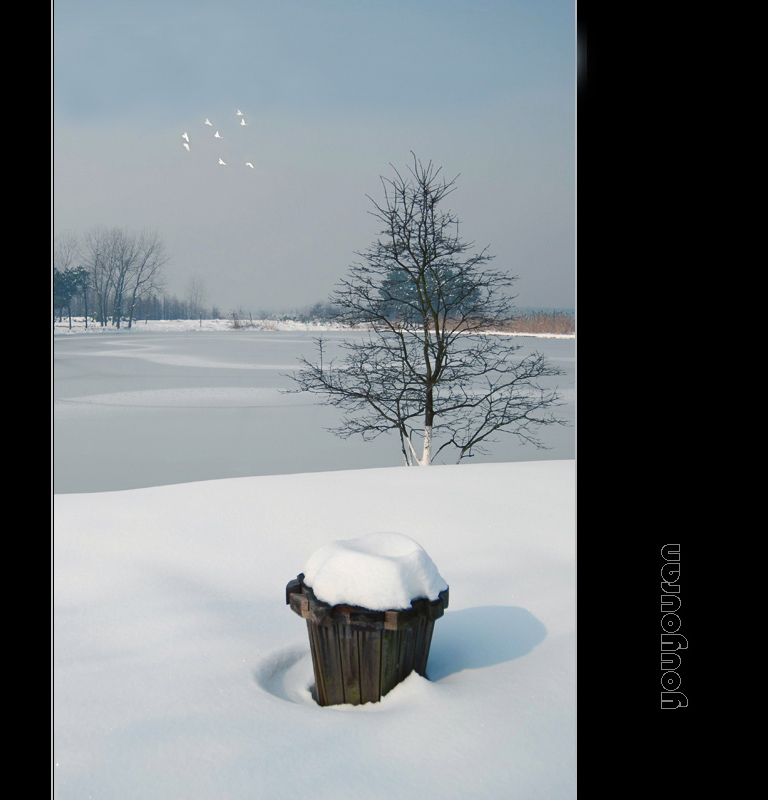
[[302, 531, 447, 611]]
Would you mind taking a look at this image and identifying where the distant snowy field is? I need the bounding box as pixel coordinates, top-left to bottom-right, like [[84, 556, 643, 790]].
[[53, 319, 576, 799]]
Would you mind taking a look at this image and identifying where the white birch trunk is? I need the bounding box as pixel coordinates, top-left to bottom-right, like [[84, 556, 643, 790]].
[[420, 425, 432, 466], [401, 426, 433, 466]]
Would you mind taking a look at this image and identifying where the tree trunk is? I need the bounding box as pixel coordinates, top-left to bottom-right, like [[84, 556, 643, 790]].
[[421, 385, 435, 466], [421, 425, 433, 466]]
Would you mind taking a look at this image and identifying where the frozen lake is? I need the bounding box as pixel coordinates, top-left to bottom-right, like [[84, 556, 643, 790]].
[[53, 328, 575, 493]]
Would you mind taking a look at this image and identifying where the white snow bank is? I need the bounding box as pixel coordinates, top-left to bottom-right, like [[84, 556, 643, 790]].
[[53, 317, 574, 338], [54, 461, 576, 800], [301, 531, 448, 610]]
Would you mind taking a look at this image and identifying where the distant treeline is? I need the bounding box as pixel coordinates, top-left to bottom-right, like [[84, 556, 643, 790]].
[[55, 261, 573, 335], [53, 287, 225, 327], [55, 287, 573, 335], [55, 229, 575, 334]]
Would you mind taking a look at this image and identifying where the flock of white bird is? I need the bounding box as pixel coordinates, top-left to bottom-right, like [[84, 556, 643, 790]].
[[181, 110, 254, 169]]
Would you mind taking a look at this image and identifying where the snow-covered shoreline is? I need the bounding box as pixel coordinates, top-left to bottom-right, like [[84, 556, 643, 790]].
[[53, 317, 575, 339]]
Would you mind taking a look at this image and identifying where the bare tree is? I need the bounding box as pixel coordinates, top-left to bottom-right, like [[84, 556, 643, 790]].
[[79, 226, 168, 327], [53, 232, 80, 273], [290, 154, 567, 466], [80, 227, 117, 326], [185, 275, 209, 322], [125, 230, 168, 327]]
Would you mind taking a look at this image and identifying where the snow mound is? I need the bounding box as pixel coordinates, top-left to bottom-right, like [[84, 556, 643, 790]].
[[302, 531, 448, 611]]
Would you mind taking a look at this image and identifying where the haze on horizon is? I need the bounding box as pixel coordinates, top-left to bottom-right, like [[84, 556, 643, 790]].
[[53, 0, 576, 315]]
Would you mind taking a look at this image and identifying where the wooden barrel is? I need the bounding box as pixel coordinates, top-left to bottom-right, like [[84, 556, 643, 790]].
[[286, 573, 449, 706]]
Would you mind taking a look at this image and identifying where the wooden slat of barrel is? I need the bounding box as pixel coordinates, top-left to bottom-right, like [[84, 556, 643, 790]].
[[396, 623, 416, 685], [412, 615, 431, 676], [311, 619, 346, 706], [359, 629, 382, 704], [418, 619, 436, 677], [337, 624, 362, 705], [380, 628, 399, 698]]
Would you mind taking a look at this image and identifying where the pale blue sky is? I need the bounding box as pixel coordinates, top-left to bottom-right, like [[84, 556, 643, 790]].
[[53, 0, 575, 313]]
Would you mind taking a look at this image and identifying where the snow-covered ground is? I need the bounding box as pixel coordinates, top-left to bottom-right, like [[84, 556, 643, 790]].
[[53, 321, 576, 799]]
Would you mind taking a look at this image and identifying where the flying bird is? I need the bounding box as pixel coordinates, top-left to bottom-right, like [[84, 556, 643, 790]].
[[214, 131, 222, 138], [236, 109, 243, 116], [183, 143, 190, 151], [218, 158, 227, 165], [240, 118, 247, 126], [245, 162, 254, 169], [205, 118, 212, 126], [182, 132, 189, 142]]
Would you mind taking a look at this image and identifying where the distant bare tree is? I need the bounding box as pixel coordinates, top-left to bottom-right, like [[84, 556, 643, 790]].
[[125, 231, 168, 327], [80, 227, 120, 326], [185, 275, 209, 322], [53, 232, 80, 273], [79, 227, 168, 327]]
